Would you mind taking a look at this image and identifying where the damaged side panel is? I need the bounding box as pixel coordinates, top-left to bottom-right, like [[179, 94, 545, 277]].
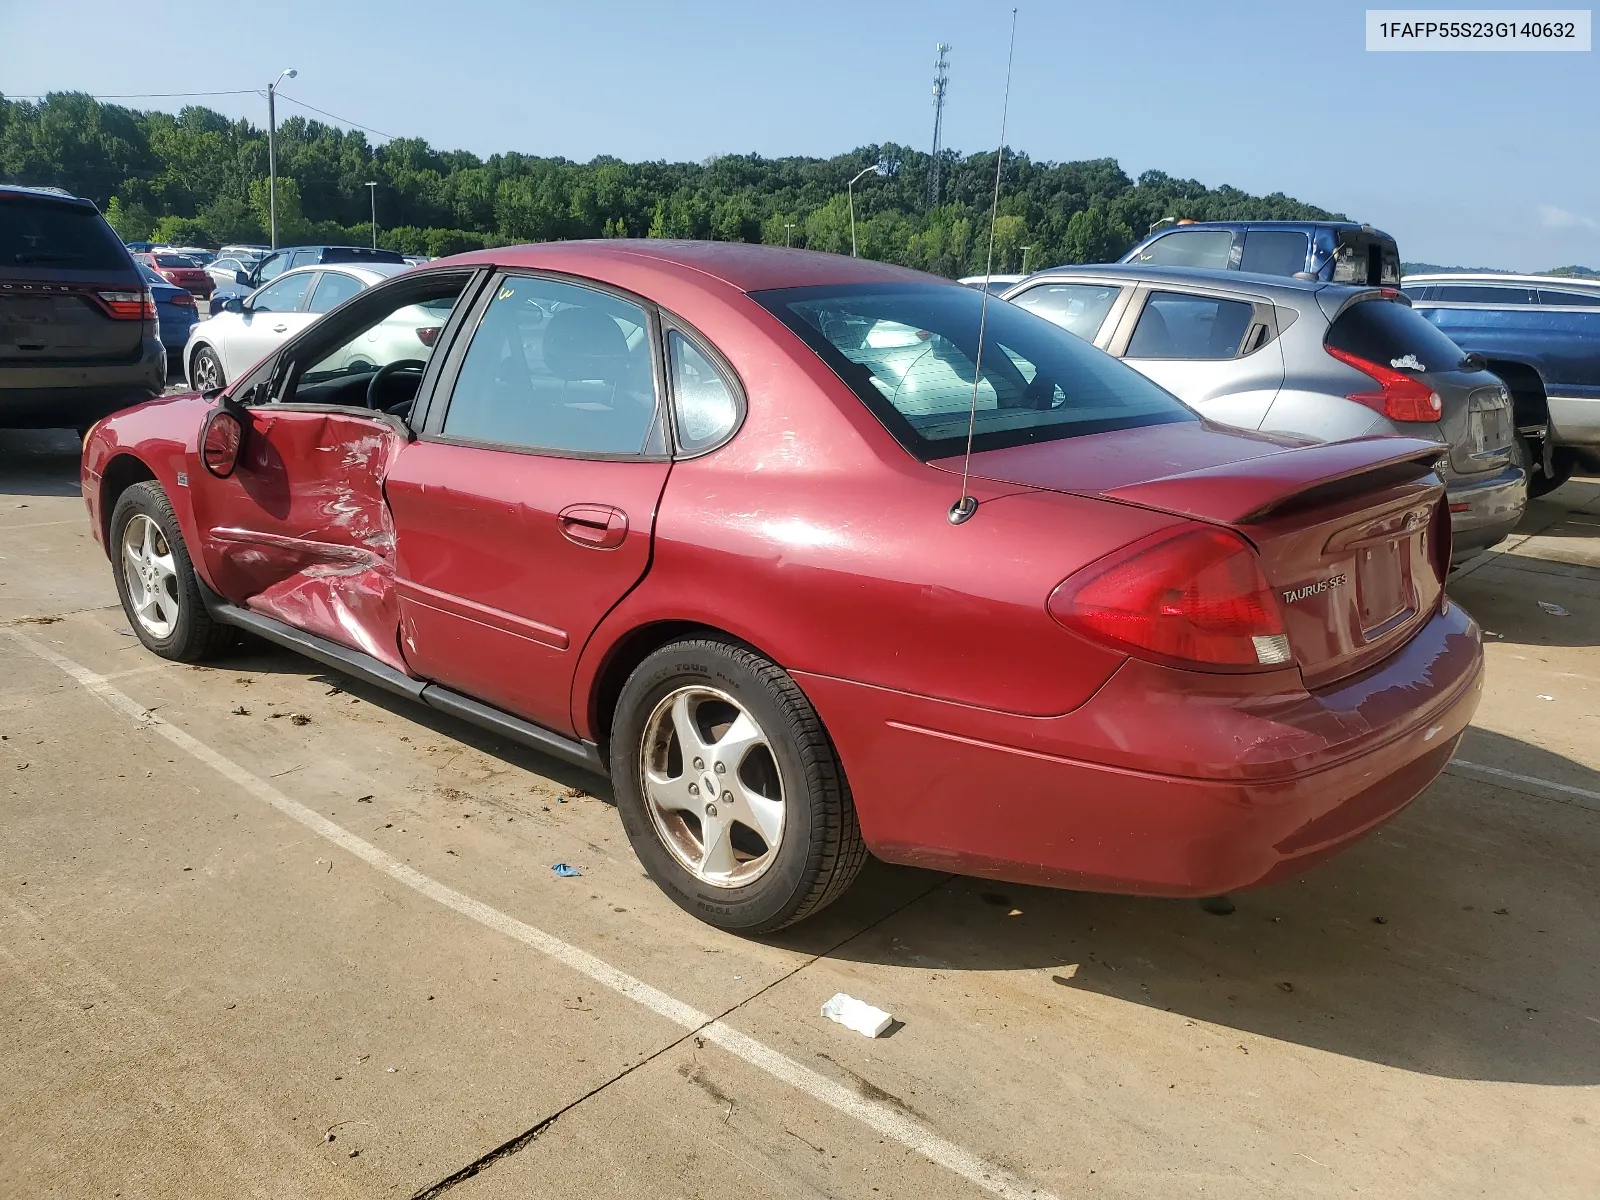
[[189, 408, 411, 673]]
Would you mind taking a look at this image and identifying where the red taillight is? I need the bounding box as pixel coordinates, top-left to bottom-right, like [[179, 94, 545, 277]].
[[1326, 344, 1443, 422], [96, 289, 159, 320], [415, 326, 441, 347], [1048, 525, 1293, 670], [169, 291, 195, 308]]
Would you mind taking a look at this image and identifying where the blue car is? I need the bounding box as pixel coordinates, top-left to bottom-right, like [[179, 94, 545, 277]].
[[138, 263, 199, 370], [1120, 220, 1402, 287]]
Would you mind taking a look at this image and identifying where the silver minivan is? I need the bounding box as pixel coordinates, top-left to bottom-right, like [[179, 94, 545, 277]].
[[1002, 265, 1527, 561]]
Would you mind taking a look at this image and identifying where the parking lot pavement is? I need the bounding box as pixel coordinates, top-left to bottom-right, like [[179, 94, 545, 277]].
[[2, 427, 1598, 1198]]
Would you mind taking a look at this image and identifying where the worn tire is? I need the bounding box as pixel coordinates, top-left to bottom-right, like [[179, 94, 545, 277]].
[[109, 481, 236, 662], [609, 638, 868, 933], [190, 345, 226, 392]]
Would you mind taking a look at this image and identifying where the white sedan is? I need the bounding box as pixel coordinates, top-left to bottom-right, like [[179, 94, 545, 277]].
[[184, 263, 444, 390]]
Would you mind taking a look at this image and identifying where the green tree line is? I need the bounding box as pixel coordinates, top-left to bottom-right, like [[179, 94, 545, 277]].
[[1, 91, 1340, 273]]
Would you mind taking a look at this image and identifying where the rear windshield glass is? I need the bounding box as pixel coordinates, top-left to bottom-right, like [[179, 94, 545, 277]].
[[754, 283, 1194, 458], [152, 254, 199, 268], [1326, 298, 1468, 373], [0, 197, 130, 272]]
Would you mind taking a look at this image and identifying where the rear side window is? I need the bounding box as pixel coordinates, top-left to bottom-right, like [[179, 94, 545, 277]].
[[1010, 283, 1121, 341], [1539, 288, 1600, 307], [441, 274, 659, 455], [1326, 299, 1467, 372], [0, 197, 129, 272], [1126, 292, 1254, 360], [755, 282, 1193, 458], [307, 270, 364, 314], [668, 330, 740, 452], [1129, 229, 1234, 270], [1239, 231, 1309, 277]]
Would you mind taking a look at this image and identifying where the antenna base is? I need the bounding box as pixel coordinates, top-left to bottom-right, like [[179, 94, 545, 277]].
[[947, 495, 978, 525]]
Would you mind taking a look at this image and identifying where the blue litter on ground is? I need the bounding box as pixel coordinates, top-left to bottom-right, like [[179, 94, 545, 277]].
[[551, 862, 582, 878]]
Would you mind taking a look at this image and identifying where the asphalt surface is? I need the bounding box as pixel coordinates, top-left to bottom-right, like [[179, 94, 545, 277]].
[[1, 427, 1597, 1198]]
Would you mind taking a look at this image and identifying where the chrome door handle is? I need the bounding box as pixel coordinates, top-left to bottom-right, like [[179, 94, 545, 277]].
[[272, 323, 288, 332]]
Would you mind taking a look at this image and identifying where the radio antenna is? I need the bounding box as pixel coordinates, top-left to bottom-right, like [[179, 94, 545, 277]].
[[949, 6, 1019, 526]]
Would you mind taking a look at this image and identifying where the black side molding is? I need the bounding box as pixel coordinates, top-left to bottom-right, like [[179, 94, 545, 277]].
[[199, 585, 604, 775]]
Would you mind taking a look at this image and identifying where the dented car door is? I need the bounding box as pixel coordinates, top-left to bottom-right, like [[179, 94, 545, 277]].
[[187, 407, 410, 672]]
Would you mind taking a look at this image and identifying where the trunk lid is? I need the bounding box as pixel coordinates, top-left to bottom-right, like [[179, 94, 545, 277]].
[[938, 426, 1448, 686]]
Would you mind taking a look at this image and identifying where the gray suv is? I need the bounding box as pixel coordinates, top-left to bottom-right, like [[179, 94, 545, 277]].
[[1002, 265, 1526, 561]]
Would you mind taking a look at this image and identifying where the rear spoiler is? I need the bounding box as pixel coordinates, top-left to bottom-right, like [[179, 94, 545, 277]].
[[1097, 436, 1446, 526]]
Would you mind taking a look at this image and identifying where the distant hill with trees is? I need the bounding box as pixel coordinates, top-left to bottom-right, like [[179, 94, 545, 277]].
[[2, 91, 1343, 275]]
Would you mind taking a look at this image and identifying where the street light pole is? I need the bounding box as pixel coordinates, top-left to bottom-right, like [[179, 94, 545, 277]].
[[846, 165, 878, 258], [267, 67, 297, 250], [366, 181, 378, 249], [783, 221, 796, 248], [1019, 244, 1032, 274]]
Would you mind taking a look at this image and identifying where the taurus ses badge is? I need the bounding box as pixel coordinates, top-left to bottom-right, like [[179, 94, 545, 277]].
[[1282, 574, 1348, 604]]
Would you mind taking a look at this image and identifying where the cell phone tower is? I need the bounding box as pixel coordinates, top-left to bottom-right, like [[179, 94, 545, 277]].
[[928, 42, 951, 209]]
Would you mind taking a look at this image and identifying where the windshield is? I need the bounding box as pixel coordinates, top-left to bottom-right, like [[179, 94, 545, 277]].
[[755, 283, 1194, 457], [152, 254, 199, 268]]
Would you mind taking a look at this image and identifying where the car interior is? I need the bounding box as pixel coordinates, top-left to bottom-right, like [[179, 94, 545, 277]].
[[267, 274, 473, 419]]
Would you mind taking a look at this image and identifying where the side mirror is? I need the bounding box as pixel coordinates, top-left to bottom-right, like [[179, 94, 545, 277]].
[[220, 296, 245, 314], [200, 404, 247, 477], [234, 269, 249, 285]]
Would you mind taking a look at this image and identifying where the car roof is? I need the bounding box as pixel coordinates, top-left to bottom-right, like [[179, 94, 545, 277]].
[[1144, 219, 1377, 232], [436, 239, 935, 294], [0, 183, 95, 208], [1020, 262, 1336, 296], [1403, 272, 1600, 288], [267, 262, 406, 284]]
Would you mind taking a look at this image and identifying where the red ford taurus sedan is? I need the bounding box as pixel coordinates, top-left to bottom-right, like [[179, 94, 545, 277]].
[[81, 241, 1483, 932]]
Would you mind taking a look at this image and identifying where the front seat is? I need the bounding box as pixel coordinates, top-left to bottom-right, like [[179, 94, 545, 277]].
[[542, 307, 631, 390]]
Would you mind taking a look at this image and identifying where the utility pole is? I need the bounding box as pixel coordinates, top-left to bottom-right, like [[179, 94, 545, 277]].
[[366, 181, 378, 248], [267, 67, 297, 249], [783, 221, 796, 248], [1019, 244, 1032, 274], [928, 43, 951, 209]]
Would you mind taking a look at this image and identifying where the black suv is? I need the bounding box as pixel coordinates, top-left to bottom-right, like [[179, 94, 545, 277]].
[[210, 244, 408, 301], [1, 185, 165, 432]]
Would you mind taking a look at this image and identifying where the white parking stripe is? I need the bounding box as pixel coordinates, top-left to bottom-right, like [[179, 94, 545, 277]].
[[4, 628, 1056, 1200], [1448, 758, 1600, 812]]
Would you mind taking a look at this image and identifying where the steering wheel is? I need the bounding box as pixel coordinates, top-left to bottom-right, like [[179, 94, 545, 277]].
[[366, 359, 427, 409]]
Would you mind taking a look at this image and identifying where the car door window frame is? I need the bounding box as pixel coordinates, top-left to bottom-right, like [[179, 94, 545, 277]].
[[421, 268, 671, 462], [240, 267, 485, 421], [1108, 285, 1280, 360]]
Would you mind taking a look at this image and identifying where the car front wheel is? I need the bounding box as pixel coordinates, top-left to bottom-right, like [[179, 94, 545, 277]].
[[610, 638, 868, 933], [109, 481, 235, 662], [191, 345, 225, 391]]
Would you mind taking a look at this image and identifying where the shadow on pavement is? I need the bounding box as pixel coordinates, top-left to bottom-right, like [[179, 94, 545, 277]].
[[0, 429, 84, 498]]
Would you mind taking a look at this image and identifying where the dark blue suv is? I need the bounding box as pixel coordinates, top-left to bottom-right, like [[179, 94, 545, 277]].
[[1120, 220, 1402, 287]]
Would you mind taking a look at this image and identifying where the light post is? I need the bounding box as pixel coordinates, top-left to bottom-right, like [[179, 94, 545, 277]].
[[783, 221, 796, 248], [1019, 244, 1032, 274], [847, 160, 892, 258], [267, 67, 297, 249], [366, 181, 378, 249]]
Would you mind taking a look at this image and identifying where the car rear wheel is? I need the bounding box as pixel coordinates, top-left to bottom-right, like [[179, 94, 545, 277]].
[[191, 345, 225, 391], [1525, 437, 1576, 498], [609, 638, 867, 933], [109, 482, 235, 662]]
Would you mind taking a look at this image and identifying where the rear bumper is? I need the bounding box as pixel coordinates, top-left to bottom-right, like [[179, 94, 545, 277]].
[[0, 338, 166, 428], [1445, 462, 1526, 561], [796, 602, 1482, 897]]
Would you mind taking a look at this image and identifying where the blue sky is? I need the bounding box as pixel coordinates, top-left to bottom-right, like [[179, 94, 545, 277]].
[[3, 0, 1594, 269]]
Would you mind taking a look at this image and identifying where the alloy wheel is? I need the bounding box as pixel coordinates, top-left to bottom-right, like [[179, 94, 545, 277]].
[[193, 350, 222, 391], [639, 685, 787, 887], [121, 513, 181, 639]]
